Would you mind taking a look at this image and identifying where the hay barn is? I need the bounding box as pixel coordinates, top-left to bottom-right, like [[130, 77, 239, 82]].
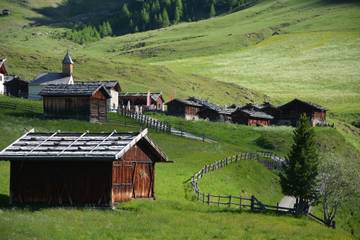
[[0, 129, 168, 207], [40, 84, 111, 122]]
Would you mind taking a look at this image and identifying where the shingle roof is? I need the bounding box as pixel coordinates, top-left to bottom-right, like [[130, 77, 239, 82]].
[[119, 92, 163, 101], [63, 52, 74, 64], [78, 81, 121, 91], [39, 83, 111, 98], [166, 98, 203, 107], [241, 109, 274, 119], [279, 98, 327, 111], [0, 129, 168, 162], [188, 97, 222, 111], [31, 72, 72, 85]]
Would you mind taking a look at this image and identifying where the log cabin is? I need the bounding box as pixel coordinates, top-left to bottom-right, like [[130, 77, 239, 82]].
[[166, 98, 203, 120], [40, 83, 111, 122], [231, 108, 274, 126], [29, 52, 74, 100], [79, 81, 121, 112], [119, 92, 165, 113], [277, 98, 327, 126], [3, 76, 29, 98], [0, 128, 169, 207]]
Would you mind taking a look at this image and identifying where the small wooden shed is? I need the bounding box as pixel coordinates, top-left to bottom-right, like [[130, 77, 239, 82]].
[[4, 76, 29, 98], [0, 129, 168, 206], [277, 98, 327, 126], [40, 83, 111, 122], [166, 98, 203, 120], [231, 108, 274, 126]]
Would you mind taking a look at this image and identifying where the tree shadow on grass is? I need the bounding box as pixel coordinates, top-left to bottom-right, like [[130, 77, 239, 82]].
[[26, 0, 124, 27]]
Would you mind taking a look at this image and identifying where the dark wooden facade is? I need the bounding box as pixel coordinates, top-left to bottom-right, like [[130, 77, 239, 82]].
[[40, 84, 110, 122], [198, 108, 221, 121], [4, 77, 29, 98], [277, 99, 327, 126], [0, 129, 168, 207], [231, 109, 273, 126], [166, 99, 203, 120]]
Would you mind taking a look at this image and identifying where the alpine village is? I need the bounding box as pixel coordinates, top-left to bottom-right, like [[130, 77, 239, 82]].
[[0, 0, 359, 239]]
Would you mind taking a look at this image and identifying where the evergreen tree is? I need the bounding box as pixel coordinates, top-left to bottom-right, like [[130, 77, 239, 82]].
[[105, 21, 113, 36], [209, 2, 216, 18], [120, 3, 131, 18], [161, 8, 170, 27], [141, 8, 150, 30], [279, 114, 319, 214], [173, 0, 183, 23]]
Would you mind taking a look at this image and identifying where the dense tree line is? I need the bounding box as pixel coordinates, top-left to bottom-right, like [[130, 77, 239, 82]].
[[61, 0, 253, 43], [112, 0, 251, 34], [64, 21, 112, 44]]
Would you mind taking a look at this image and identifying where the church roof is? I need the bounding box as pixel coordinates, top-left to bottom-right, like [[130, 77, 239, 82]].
[[31, 72, 72, 85]]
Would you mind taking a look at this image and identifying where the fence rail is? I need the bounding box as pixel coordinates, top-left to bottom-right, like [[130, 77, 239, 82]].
[[119, 109, 171, 133], [0, 101, 42, 114], [188, 152, 300, 214]]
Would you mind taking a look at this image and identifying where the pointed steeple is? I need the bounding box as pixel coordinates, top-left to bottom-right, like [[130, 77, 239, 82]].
[[62, 51, 74, 76]]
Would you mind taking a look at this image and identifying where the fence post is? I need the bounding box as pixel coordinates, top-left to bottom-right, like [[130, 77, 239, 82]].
[[202, 192, 205, 204], [240, 196, 242, 209], [276, 202, 279, 213], [251, 195, 255, 211], [207, 194, 210, 206], [228, 195, 232, 208]]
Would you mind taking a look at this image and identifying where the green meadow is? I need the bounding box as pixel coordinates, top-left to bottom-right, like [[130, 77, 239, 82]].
[[0, 96, 359, 239]]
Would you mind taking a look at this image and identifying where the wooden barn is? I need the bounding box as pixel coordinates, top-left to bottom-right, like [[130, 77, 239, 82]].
[[80, 81, 121, 111], [0, 129, 168, 206], [3, 76, 29, 98], [40, 83, 111, 122], [277, 98, 327, 126], [166, 98, 203, 120], [119, 92, 165, 113], [231, 108, 274, 126]]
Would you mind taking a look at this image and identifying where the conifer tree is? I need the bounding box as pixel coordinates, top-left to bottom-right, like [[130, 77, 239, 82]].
[[209, 2, 216, 18], [162, 8, 170, 27], [280, 114, 319, 214], [173, 0, 183, 23], [120, 3, 131, 18]]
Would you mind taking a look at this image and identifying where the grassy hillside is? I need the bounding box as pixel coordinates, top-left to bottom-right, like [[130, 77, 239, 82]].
[[0, 96, 359, 239]]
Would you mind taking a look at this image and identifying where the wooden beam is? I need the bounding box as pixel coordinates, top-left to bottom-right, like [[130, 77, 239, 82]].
[[0, 128, 35, 153], [57, 130, 89, 156], [114, 129, 148, 160], [26, 130, 60, 155], [88, 130, 117, 154]]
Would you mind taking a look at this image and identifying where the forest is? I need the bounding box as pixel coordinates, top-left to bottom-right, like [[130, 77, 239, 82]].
[[61, 0, 253, 44]]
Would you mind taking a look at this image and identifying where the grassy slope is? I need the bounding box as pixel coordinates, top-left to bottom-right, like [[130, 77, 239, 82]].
[[0, 96, 355, 240]]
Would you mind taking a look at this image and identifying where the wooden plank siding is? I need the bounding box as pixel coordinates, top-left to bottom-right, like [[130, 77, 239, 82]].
[[10, 161, 112, 206], [112, 143, 155, 204]]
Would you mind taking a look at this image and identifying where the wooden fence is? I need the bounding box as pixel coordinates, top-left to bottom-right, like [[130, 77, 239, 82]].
[[0, 101, 42, 114], [189, 152, 298, 214], [119, 109, 172, 133]]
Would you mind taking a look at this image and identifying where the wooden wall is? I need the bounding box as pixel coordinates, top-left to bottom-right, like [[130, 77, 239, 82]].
[[43, 91, 108, 122], [112, 143, 155, 203], [43, 96, 90, 120], [10, 161, 112, 206]]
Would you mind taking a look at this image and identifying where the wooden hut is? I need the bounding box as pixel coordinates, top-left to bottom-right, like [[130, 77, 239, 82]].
[[277, 98, 327, 126], [231, 108, 274, 126], [0, 128, 168, 206], [119, 92, 165, 113], [40, 83, 111, 122], [79, 81, 121, 111], [4, 76, 29, 98], [166, 98, 203, 120]]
